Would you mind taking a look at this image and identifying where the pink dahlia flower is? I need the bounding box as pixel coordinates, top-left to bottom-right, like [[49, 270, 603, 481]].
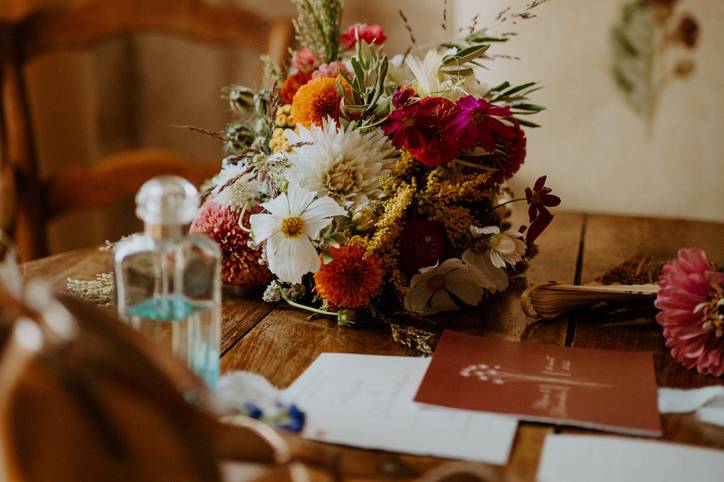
[[655, 248, 724, 377], [190, 200, 272, 288], [340, 23, 387, 51]]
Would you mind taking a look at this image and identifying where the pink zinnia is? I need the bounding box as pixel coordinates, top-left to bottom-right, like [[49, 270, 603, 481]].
[[655, 248, 724, 377], [340, 23, 387, 51], [446, 96, 514, 152], [190, 200, 272, 288]]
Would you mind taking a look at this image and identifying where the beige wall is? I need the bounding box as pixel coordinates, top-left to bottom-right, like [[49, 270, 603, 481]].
[[453, 0, 724, 222], [21, 0, 724, 255]]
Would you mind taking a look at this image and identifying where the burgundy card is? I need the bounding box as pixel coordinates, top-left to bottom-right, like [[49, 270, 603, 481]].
[[415, 331, 661, 436]]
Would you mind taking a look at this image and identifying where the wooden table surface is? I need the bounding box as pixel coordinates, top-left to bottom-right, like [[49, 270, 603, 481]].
[[22, 211, 724, 481]]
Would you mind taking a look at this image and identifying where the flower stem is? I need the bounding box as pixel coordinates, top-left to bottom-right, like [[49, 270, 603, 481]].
[[453, 158, 495, 170], [279, 289, 336, 318], [490, 198, 526, 211]]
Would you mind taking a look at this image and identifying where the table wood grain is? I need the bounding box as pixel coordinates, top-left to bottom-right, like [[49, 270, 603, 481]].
[[21, 211, 724, 481]]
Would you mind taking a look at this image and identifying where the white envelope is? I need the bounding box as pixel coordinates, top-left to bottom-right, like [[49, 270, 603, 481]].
[[282, 353, 518, 465]]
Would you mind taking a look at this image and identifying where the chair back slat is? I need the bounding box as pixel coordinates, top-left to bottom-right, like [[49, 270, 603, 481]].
[[0, 0, 293, 260], [19, 0, 279, 62]]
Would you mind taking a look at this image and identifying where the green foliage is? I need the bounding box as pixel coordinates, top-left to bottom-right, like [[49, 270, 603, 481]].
[[337, 40, 389, 126], [487, 81, 545, 127], [292, 0, 343, 64], [439, 28, 507, 75]]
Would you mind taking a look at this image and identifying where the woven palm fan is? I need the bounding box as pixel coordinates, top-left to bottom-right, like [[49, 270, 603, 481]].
[[520, 256, 664, 320]]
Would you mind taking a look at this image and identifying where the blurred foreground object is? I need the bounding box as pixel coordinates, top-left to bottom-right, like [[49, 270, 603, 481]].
[[0, 233, 301, 482], [0, 0, 293, 261]]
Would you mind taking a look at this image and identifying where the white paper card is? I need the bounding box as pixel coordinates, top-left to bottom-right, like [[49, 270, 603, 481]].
[[282, 353, 518, 464], [658, 386, 724, 427], [537, 434, 724, 482]]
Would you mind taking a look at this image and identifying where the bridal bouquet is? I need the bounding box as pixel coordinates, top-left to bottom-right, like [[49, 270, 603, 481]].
[[191, 0, 559, 328]]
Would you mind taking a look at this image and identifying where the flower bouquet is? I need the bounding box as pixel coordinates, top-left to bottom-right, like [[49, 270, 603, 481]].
[[191, 0, 559, 343]]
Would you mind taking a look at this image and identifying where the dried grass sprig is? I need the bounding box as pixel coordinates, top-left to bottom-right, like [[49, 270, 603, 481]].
[[66, 273, 115, 306], [292, 0, 343, 63]]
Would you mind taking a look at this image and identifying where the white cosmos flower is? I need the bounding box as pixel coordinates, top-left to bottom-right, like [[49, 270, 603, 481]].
[[404, 258, 487, 314], [473, 225, 527, 269], [249, 184, 345, 284], [285, 118, 397, 209], [211, 163, 259, 209], [461, 248, 510, 293]]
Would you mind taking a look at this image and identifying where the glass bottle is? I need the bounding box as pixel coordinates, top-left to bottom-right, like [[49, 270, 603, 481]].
[[114, 176, 221, 387]]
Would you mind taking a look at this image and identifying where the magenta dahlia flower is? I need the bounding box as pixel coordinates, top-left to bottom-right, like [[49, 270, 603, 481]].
[[655, 248, 724, 377], [190, 200, 272, 288], [446, 96, 514, 152]]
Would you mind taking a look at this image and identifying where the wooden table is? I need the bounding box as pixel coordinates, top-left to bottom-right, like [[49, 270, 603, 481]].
[[22, 211, 724, 481]]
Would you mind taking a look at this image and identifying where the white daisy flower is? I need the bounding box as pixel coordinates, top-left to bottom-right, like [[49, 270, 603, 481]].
[[285, 118, 397, 209], [211, 163, 259, 210], [404, 258, 487, 314], [472, 225, 527, 269], [249, 184, 345, 284]]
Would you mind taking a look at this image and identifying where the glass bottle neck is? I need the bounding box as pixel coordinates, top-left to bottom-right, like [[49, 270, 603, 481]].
[[144, 223, 188, 240]]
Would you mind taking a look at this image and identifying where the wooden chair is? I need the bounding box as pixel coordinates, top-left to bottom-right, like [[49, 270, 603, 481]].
[[0, 0, 294, 261]]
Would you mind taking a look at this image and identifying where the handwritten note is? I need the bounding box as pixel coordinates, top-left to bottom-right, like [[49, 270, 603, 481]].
[[282, 353, 517, 464], [537, 434, 724, 482]]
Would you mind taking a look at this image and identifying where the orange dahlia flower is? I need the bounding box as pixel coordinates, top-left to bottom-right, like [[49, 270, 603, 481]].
[[315, 244, 383, 309], [291, 76, 346, 127], [280, 71, 312, 105]]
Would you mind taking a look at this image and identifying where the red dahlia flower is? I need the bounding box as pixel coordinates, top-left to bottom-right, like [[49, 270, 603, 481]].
[[392, 85, 417, 108], [446, 96, 514, 152], [655, 248, 724, 377], [483, 123, 527, 184], [397, 218, 449, 274], [383, 96, 461, 167], [340, 23, 387, 51]]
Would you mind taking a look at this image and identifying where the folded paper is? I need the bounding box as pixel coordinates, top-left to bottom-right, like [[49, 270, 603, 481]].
[[415, 331, 662, 436]]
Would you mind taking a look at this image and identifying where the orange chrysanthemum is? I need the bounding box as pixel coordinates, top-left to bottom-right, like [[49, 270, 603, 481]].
[[315, 244, 383, 309], [291, 76, 345, 127]]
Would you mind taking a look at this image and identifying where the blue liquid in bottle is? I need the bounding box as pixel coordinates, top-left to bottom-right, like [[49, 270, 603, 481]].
[[126, 296, 220, 387], [114, 177, 221, 388]]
